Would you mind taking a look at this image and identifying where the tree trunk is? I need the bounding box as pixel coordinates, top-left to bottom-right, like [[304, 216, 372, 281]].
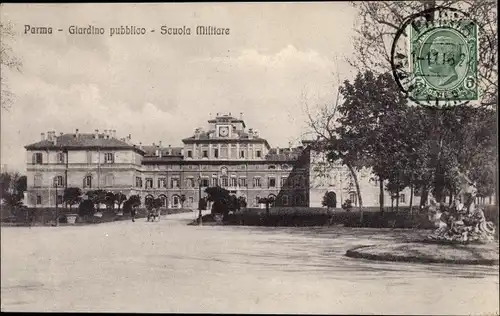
[[420, 188, 429, 208], [396, 192, 400, 212], [409, 186, 414, 215], [379, 177, 384, 214], [346, 163, 363, 222], [391, 196, 394, 211]]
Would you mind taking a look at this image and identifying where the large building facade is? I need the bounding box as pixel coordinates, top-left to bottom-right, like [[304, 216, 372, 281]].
[[25, 113, 419, 209]]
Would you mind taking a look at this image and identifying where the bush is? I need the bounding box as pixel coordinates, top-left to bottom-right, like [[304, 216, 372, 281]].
[[78, 200, 95, 218], [341, 199, 353, 212]]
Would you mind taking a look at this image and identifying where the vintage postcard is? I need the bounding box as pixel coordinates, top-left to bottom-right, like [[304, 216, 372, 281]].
[[1, 2, 498, 314]]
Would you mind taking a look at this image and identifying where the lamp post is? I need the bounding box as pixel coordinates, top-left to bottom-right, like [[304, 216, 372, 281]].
[[198, 176, 203, 226]]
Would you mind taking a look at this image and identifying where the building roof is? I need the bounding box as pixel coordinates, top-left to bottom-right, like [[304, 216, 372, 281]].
[[25, 133, 145, 154], [142, 145, 183, 157]]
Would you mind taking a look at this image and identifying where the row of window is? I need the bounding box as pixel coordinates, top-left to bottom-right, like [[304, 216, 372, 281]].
[[33, 174, 115, 188], [186, 149, 262, 159], [31, 152, 115, 165], [134, 176, 306, 189]]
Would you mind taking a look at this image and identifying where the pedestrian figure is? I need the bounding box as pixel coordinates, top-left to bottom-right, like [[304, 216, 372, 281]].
[[131, 208, 136, 222]]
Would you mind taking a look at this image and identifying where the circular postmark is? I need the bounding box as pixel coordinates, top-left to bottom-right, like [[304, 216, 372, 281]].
[[390, 6, 492, 108]]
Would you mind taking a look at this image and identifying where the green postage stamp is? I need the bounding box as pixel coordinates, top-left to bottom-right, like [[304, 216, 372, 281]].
[[410, 20, 478, 102]]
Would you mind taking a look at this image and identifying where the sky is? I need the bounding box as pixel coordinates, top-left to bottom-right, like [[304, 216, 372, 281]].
[[1, 3, 359, 173]]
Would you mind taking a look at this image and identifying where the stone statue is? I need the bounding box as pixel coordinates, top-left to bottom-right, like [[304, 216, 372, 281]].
[[427, 170, 496, 243]]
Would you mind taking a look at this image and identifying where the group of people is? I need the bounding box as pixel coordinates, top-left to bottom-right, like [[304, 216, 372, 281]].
[[129, 208, 160, 222]]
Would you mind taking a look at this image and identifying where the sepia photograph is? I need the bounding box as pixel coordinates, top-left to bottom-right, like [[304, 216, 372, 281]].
[[0, 2, 498, 314]]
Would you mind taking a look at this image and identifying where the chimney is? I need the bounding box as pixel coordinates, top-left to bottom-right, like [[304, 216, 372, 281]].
[[60, 132, 63, 137], [153, 142, 156, 147], [240, 112, 243, 120], [159, 141, 162, 147], [168, 145, 172, 155], [41, 132, 45, 141], [276, 146, 280, 155], [95, 129, 99, 139], [180, 148, 184, 156], [75, 129, 79, 138], [112, 130, 116, 138], [155, 149, 159, 156], [139, 142, 142, 149]]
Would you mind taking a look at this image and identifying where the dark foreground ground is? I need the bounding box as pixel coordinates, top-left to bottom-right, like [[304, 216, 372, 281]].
[[2, 211, 498, 314]]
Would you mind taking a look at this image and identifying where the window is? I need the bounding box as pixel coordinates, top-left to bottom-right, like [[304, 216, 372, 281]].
[[36, 195, 42, 205], [240, 150, 245, 158], [349, 192, 357, 206], [256, 150, 262, 158], [281, 177, 287, 187], [211, 177, 218, 187], [104, 153, 114, 163], [145, 178, 153, 189], [282, 195, 289, 205], [84, 175, 93, 188], [187, 150, 192, 158], [399, 194, 406, 203], [203, 150, 208, 158], [57, 195, 63, 205], [253, 177, 261, 188], [230, 177, 237, 187], [172, 195, 180, 207], [170, 178, 179, 188], [53, 175, 64, 187], [239, 177, 247, 187], [201, 178, 209, 187], [34, 174, 43, 187], [188, 197, 194, 206], [268, 177, 276, 188], [104, 174, 114, 187], [214, 148, 219, 158], [295, 195, 302, 205], [57, 152, 65, 164], [159, 195, 167, 207], [135, 177, 142, 188], [158, 178, 166, 188], [221, 177, 228, 187], [268, 165, 276, 170], [32, 153, 43, 164], [186, 178, 194, 188]]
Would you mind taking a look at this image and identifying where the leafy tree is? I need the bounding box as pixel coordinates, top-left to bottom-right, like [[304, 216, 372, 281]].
[[78, 199, 95, 218], [86, 189, 107, 213], [258, 197, 275, 216], [322, 192, 337, 209], [205, 186, 231, 217], [104, 191, 116, 211], [0, 172, 26, 209], [63, 187, 82, 211], [128, 195, 141, 209], [237, 196, 247, 209]]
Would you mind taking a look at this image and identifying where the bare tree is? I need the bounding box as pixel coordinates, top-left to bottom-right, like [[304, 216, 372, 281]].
[[302, 65, 365, 217], [1, 15, 23, 110]]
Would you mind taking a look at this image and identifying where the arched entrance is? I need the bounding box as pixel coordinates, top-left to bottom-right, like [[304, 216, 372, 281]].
[[324, 191, 337, 208], [172, 194, 180, 208], [158, 194, 168, 208]]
